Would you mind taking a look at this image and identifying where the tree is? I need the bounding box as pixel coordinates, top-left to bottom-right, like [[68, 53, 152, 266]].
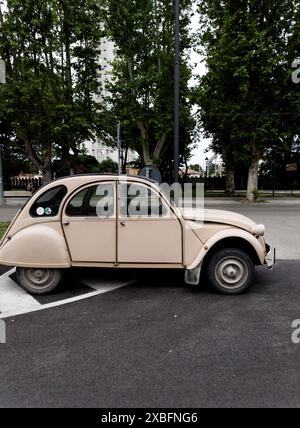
[[196, 0, 299, 200], [98, 158, 118, 173], [101, 0, 195, 173], [0, 120, 33, 189], [189, 164, 203, 173], [0, 0, 103, 182]]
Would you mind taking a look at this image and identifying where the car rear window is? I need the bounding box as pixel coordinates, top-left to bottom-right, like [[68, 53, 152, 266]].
[[30, 185, 68, 217]]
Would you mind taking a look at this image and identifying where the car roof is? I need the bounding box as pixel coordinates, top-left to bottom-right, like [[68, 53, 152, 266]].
[[39, 174, 158, 193], [54, 173, 156, 183]]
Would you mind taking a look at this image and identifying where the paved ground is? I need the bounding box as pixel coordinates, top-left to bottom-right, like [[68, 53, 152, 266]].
[[0, 261, 300, 408], [0, 268, 136, 318]]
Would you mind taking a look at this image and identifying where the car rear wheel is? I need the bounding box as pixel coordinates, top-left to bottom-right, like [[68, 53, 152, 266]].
[[16, 267, 64, 295], [205, 248, 255, 295]]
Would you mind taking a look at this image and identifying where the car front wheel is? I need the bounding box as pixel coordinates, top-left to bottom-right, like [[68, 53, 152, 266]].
[[16, 267, 64, 295], [206, 248, 255, 295]]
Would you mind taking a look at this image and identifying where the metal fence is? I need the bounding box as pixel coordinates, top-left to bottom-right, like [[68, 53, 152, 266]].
[[9, 174, 300, 192], [185, 176, 300, 192], [10, 176, 43, 190]]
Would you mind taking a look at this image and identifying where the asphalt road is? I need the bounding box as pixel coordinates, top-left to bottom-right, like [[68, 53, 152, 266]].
[[1, 260, 300, 408]]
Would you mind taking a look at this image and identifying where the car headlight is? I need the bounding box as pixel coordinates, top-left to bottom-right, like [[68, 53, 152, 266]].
[[251, 224, 265, 237]]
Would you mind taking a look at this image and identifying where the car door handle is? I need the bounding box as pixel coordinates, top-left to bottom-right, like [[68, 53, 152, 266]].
[[120, 220, 126, 227], [62, 220, 70, 226]]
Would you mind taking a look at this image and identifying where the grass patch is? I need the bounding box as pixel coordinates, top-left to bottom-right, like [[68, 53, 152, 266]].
[[0, 222, 11, 240]]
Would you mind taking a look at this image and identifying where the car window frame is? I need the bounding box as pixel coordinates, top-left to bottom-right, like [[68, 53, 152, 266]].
[[118, 180, 172, 220], [29, 185, 68, 218], [63, 181, 116, 219]]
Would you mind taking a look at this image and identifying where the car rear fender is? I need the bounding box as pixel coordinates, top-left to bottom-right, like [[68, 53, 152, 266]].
[[0, 222, 71, 268]]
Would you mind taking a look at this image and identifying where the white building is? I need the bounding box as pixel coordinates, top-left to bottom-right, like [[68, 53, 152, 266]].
[[85, 38, 136, 165]]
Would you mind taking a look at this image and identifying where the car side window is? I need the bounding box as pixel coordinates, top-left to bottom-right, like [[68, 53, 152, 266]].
[[30, 185, 68, 217], [66, 183, 114, 218], [120, 183, 167, 217]]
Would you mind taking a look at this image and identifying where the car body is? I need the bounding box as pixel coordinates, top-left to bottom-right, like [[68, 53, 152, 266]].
[[0, 174, 275, 295]]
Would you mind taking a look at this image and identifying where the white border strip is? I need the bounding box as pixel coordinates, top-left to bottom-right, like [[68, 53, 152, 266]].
[[0, 269, 133, 319]]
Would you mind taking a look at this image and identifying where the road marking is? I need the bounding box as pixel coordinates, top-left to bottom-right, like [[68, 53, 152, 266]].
[[83, 277, 132, 292], [0, 269, 41, 317], [0, 269, 134, 319]]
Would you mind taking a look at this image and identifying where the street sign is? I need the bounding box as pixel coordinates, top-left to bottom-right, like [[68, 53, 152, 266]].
[[139, 165, 162, 184], [286, 163, 298, 172], [0, 59, 6, 84]]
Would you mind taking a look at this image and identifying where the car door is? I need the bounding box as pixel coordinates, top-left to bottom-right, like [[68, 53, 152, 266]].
[[62, 181, 116, 263], [117, 181, 183, 264]]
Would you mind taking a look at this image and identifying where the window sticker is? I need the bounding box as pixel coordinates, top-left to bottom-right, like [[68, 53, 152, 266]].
[[36, 207, 45, 216], [44, 207, 52, 216]]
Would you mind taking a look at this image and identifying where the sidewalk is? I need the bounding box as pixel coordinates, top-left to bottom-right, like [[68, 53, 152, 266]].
[[0, 195, 28, 221], [205, 198, 300, 206], [4, 191, 31, 198], [183, 197, 300, 206]]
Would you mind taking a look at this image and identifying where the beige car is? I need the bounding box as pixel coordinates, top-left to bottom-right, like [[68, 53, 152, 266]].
[[0, 175, 274, 295]]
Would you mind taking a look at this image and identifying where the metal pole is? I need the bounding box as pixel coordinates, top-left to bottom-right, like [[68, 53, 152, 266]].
[[272, 162, 275, 198], [173, 0, 180, 183], [0, 151, 4, 205], [0, 59, 6, 205], [117, 122, 122, 175]]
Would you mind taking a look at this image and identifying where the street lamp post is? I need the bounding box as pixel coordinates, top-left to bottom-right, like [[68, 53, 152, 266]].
[[117, 122, 122, 175], [205, 157, 209, 178], [173, 0, 180, 183], [0, 59, 6, 205]]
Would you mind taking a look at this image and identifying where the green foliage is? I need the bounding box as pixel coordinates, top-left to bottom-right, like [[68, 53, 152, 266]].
[[100, 0, 195, 171], [251, 188, 260, 202], [53, 154, 100, 177], [0, 222, 10, 239], [195, 0, 300, 192], [0, 0, 103, 182], [98, 158, 118, 174], [189, 164, 202, 172]]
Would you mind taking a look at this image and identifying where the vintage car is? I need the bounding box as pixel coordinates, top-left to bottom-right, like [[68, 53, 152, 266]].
[[0, 175, 275, 295]]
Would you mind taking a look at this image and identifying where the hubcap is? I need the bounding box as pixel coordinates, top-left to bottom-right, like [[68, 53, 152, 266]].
[[215, 257, 248, 289], [25, 268, 53, 290]]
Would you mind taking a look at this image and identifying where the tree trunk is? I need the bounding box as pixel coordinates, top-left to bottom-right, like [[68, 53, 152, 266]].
[[247, 147, 260, 202], [153, 132, 167, 161], [183, 156, 189, 182], [225, 164, 235, 195], [142, 143, 152, 165], [42, 169, 52, 184]]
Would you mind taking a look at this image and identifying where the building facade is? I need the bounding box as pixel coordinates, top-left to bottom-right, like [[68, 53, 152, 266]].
[[85, 38, 136, 165]]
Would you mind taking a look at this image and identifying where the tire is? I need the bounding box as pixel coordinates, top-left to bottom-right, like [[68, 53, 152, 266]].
[[16, 267, 64, 295], [205, 248, 255, 295]]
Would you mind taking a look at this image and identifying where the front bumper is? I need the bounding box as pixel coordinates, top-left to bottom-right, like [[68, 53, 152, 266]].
[[265, 244, 276, 269]]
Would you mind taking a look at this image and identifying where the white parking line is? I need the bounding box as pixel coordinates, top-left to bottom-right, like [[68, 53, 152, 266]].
[[0, 269, 41, 318], [0, 269, 134, 319]]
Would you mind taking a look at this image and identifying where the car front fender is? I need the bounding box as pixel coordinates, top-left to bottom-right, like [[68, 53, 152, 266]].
[[187, 228, 265, 271]]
